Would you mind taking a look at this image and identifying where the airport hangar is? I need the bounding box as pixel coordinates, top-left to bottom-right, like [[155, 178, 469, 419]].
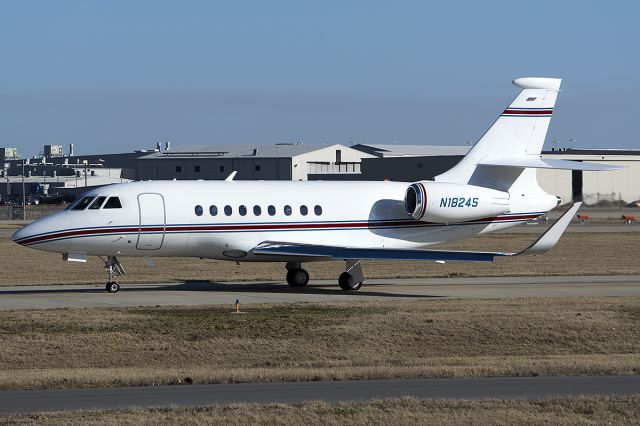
[[2, 143, 640, 204], [133, 143, 640, 204]]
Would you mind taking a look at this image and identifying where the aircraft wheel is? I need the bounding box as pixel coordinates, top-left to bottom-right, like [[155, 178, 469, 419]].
[[286, 269, 309, 287], [106, 282, 120, 293], [338, 272, 362, 291]]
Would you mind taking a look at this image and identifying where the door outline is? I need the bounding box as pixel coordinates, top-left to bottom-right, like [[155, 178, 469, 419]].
[[137, 193, 166, 250]]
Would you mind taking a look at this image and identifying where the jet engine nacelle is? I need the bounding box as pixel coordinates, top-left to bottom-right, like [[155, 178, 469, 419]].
[[404, 181, 510, 223]]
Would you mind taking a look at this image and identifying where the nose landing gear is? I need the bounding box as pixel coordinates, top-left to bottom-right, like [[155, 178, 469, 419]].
[[102, 256, 126, 293]]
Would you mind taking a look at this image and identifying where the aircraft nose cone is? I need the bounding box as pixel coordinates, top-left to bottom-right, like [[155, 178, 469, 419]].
[[11, 226, 29, 244]]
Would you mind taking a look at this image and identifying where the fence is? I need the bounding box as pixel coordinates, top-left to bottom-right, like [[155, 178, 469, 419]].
[[582, 192, 626, 206], [0, 206, 65, 221]]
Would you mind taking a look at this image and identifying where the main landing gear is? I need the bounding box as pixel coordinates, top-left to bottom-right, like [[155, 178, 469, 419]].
[[285, 260, 365, 291], [102, 256, 126, 293], [338, 260, 365, 291], [285, 262, 310, 287]]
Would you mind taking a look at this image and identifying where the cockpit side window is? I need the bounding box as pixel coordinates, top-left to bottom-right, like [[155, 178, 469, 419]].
[[103, 197, 123, 209], [88, 196, 107, 210], [71, 196, 95, 210]]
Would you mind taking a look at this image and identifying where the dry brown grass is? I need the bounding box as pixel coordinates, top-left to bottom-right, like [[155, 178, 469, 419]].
[[0, 298, 638, 390], [0, 231, 639, 286], [5, 396, 640, 425]]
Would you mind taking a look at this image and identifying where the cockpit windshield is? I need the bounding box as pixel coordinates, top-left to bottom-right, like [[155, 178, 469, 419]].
[[67, 195, 122, 210], [103, 197, 122, 209], [70, 196, 95, 211], [88, 196, 107, 210]]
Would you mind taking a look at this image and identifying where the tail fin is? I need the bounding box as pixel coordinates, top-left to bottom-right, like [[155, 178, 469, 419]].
[[435, 77, 561, 190]]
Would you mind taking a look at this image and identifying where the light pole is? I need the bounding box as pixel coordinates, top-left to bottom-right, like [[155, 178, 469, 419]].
[[21, 160, 26, 220]]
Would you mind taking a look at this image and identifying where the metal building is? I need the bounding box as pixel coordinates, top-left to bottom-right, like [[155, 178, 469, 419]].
[[537, 149, 640, 204], [135, 143, 374, 181], [323, 144, 640, 205], [44, 145, 64, 157]]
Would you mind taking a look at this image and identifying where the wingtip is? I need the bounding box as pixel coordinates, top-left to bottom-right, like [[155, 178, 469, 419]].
[[517, 202, 581, 256]]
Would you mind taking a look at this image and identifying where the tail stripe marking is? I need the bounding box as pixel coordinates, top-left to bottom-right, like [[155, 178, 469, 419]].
[[502, 108, 553, 117]]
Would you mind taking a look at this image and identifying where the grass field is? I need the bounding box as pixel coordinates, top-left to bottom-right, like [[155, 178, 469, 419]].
[[0, 298, 638, 390], [1, 230, 639, 286], [5, 396, 640, 425]]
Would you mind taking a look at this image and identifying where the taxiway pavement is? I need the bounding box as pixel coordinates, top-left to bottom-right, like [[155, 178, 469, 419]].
[[0, 275, 638, 310], [0, 376, 638, 414]]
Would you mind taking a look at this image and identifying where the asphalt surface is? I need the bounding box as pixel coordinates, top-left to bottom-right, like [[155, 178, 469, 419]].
[[1, 376, 638, 414], [0, 275, 638, 310]]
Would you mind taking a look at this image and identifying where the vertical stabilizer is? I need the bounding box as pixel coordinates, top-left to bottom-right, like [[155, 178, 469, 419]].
[[436, 77, 561, 189]]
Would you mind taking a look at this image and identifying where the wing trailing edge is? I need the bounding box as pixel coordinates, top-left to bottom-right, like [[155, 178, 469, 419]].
[[253, 203, 582, 262]]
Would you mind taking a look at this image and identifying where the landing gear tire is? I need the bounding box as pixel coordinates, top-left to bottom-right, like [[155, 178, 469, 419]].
[[106, 282, 120, 293], [338, 272, 362, 291], [286, 269, 309, 287]]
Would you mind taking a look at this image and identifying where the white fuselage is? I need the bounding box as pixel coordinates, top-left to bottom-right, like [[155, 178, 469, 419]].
[[12, 180, 550, 261]]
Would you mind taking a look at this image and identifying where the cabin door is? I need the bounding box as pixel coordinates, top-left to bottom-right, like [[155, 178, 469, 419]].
[[137, 193, 166, 250]]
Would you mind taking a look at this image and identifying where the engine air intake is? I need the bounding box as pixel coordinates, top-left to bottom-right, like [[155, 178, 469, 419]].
[[404, 183, 426, 220], [403, 181, 512, 223]]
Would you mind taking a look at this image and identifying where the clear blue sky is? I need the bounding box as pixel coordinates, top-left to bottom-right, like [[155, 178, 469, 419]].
[[1, 0, 639, 156]]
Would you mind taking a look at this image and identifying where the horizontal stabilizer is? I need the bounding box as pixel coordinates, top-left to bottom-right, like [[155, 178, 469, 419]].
[[479, 157, 620, 171], [253, 203, 582, 262]]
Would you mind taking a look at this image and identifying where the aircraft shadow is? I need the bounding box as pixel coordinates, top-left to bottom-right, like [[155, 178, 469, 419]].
[[154, 280, 443, 299], [0, 281, 443, 299]]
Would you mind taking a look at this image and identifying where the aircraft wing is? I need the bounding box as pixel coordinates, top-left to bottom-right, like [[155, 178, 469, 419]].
[[254, 203, 582, 262], [254, 242, 504, 262]]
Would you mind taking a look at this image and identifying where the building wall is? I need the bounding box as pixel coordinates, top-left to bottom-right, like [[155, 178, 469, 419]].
[[136, 157, 292, 180], [581, 161, 640, 204], [538, 155, 640, 204], [292, 145, 374, 180], [360, 156, 463, 182], [536, 169, 573, 204], [0, 147, 18, 161]]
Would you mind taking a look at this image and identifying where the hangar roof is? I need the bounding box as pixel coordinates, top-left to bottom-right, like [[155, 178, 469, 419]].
[[138, 143, 352, 160], [352, 144, 471, 157]]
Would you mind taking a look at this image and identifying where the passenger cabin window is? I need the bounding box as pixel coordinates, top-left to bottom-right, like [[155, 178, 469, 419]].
[[253, 205, 261, 216], [224, 205, 232, 216], [195, 205, 203, 216], [176, 166, 182, 173], [239, 205, 247, 216], [71, 196, 95, 210], [194, 165, 201, 173], [314, 205, 322, 216], [103, 197, 122, 209], [88, 196, 107, 210], [284, 205, 292, 216], [300, 205, 308, 216], [209, 205, 218, 216]]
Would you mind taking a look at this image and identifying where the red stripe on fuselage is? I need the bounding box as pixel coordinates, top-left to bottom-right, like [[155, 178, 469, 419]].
[[16, 214, 541, 246]]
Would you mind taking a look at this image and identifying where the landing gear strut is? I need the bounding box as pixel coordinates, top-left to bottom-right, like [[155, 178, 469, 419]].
[[285, 262, 309, 287], [102, 256, 126, 293], [338, 260, 365, 291]]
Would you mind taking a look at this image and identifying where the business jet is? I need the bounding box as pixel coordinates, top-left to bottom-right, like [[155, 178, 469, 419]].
[[12, 77, 616, 293]]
